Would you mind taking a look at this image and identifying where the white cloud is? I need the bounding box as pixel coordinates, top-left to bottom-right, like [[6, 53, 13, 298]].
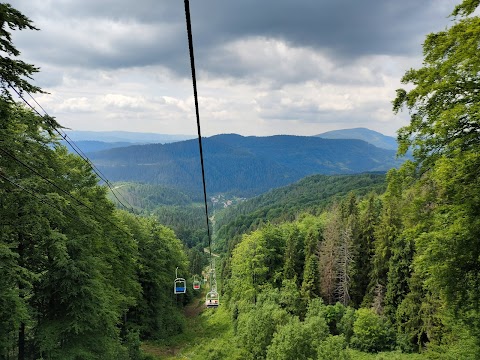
[[56, 97, 93, 113], [102, 94, 148, 111], [6, 0, 454, 137]]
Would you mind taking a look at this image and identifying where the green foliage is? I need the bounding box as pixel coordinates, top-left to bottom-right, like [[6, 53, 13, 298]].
[[324, 302, 347, 335], [393, 1, 480, 167], [322, 302, 356, 343], [107, 182, 211, 250], [338, 306, 357, 343], [425, 322, 480, 360], [279, 278, 302, 315], [147, 303, 245, 360], [0, 96, 190, 357], [282, 224, 304, 283], [236, 300, 288, 360], [108, 182, 200, 209], [317, 335, 351, 360], [153, 205, 208, 248], [371, 169, 404, 291], [123, 214, 188, 340], [301, 253, 320, 300], [265, 317, 313, 360], [394, 272, 428, 353], [353, 193, 380, 306], [0, 3, 44, 98], [348, 349, 425, 360], [125, 329, 143, 360], [452, 0, 480, 16], [303, 298, 330, 349], [351, 308, 394, 353], [412, 152, 480, 335], [0, 242, 27, 356], [226, 224, 286, 308], [304, 297, 327, 318], [384, 235, 414, 321], [263, 298, 330, 360]]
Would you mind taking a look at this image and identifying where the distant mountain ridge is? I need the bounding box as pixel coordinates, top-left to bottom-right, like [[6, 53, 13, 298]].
[[89, 134, 405, 197], [64, 128, 397, 153], [316, 127, 398, 150], [61, 140, 134, 153], [64, 130, 195, 144]]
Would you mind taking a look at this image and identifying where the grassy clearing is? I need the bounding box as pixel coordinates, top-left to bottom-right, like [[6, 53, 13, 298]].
[[141, 299, 244, 360]]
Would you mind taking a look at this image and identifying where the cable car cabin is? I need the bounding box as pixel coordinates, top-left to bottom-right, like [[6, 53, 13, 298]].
[[205, 291, 219, 308], [192, 275, 201, 290], [174, 278, 186, 294]]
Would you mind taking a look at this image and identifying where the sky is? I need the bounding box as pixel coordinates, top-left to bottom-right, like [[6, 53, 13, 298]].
[[8, 0, 457, 137]]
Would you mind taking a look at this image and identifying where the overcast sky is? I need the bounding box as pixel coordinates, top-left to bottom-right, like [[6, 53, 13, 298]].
[[8, 0, 456, 137]]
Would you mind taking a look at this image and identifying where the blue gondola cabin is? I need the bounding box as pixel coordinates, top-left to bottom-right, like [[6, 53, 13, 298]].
[[174, 278, 186, 294]]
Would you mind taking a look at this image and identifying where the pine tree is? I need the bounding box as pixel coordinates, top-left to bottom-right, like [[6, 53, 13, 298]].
[[0, 3, 44, 99], [355, 193, 380, 307]]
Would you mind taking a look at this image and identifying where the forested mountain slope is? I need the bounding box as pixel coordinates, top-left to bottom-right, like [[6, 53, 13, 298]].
[[106, 182, 210, 249], [61, 140, 133, 153], [213, 173, 386, 251], [89, 134, 403, 196], [107, 182, 202, 210], [65, 130, 194, 144]]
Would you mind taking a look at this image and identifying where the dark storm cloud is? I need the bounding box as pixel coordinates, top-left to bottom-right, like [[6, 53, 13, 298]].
[[188, 0, 453, 82], [9, 1, 178, 24], [9, 0, 453, 79], [191, 0, 452, 56], [9, 0, 190, 74]]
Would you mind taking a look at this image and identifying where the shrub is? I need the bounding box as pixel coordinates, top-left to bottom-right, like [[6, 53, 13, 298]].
[[304, 298, 330, 350], [324, 303, 346, 335], [317, 335, 351, 360], [338, 306, 356, 343], [351, 308, 394, 352], [266, 317, 314, 360], [425, 327, 480, 360], [236, 301, 288, 360]]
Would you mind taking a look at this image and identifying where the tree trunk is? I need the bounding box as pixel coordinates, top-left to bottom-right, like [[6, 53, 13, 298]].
[[18, 323, 25, 360]]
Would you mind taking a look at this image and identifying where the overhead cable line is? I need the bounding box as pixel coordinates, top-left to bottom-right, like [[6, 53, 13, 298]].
[[0, 146, 132, 237], [184, 0, 213, 261], [7, 83, 136, 213]]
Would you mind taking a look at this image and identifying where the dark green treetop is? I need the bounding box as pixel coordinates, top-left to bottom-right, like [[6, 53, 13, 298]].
[[0, 3, 43, 99]]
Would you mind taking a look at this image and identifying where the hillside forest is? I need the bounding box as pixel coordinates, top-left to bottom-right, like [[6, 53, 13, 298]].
[[1, 0, 480, 359]]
